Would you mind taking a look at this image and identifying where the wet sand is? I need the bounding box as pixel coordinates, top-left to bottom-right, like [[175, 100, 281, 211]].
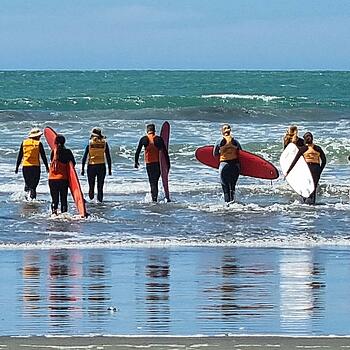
[[1, 335, 350, 349]]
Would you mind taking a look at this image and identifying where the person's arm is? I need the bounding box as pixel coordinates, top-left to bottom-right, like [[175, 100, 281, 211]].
[[134, 137, 146, 168], [317, 146, 327, 173], [105, 142, 112, 175], [234, 140, 242, 151], [15, 143, 24, 173], [39, 142, 49, 172], [286, 147, 305, 175], [81, 145, 89, 175], [68, 149, 76, 167], [213, 139, 221, 157]]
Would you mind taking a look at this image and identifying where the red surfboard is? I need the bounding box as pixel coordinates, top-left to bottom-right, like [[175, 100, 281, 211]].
[[195, 145, 279, 180], [44, 127, 88, 217], [160, 121, 170, 201]]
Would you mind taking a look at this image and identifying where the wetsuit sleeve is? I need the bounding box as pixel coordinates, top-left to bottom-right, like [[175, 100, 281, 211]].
[[68, 149, 76, 167], [135, 136, 147, 164], [286, 146, 306, 174], [15, 142, 24, 170], [39, 142, 49, 170], [234, 140, 242, 150], [213, 139, 221, 157], [81, 145, 89, 171], [105, 142, 112, 173], [316, 146, 327, 172]]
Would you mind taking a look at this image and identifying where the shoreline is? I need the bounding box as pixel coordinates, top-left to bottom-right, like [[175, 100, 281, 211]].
[[1, 335, 350, 349]]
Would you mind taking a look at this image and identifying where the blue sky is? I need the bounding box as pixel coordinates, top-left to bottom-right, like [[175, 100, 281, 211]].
[[0, 0, 349, 70]]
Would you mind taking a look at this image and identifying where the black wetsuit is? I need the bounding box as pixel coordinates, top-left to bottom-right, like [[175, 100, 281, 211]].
[[16, 142, 49, 199], [135, 135, 170, 202], [49, 148, 75, 213], [214, 138, 242, 203], [81, 143, 112, 202], [287, 144, 326, 204]]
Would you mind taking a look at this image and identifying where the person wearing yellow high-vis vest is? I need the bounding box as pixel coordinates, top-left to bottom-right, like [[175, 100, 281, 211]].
[[15, 127, 49, 200], [214, 124, 242, 203], [286, 132, 326, 204], [81, 128, 112, 203]]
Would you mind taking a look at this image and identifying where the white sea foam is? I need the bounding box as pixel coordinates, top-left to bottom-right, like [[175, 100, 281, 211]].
[[201, 94, 282, 102], [2, 232, 350, 250]]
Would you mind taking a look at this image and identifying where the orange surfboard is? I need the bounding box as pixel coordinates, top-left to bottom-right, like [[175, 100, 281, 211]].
[[44, 127, 87, 217]]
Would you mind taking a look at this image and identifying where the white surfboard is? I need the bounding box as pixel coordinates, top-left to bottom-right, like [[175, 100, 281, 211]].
[[280, 143, 314, 198]]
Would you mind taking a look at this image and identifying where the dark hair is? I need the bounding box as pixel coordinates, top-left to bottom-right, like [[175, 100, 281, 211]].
[[54, 134, 66, 161], [55, 134, 66, 146], [146, 124, 155, 133], [303, 132, 313, 145]]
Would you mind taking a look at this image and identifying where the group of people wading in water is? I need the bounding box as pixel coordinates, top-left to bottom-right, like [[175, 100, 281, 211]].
[[15, 122, 337, 216], [15, 124, 169, 215]]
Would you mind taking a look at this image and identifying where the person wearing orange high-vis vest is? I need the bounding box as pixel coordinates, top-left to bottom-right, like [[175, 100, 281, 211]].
[[48, 135, 76, 215], [15, 127, 49, 200], [134, 124, 170, 202], [81, 128, 112, 203], [286, 132, 326, 204], [214, 124, 242, 203]]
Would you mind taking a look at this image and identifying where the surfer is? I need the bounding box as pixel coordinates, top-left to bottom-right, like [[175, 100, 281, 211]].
[[134, 124, 170, 202], [48, 135, 76, 215], [15, 127, 49, 200], [283, 125, 304, 149], [214, 124, 242, 203], [81, 128, 112, 203], [285, 132, 326, 205]]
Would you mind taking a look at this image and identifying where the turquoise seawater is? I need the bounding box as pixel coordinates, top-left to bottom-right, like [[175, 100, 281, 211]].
[[1, 70, 350, 114], [0, 70, 349, 336]]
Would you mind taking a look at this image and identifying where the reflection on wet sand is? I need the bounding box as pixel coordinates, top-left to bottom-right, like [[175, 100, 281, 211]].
[[198, 250, 274, 331], [137, 252, 170, 333], [22, 253, 41, 313], [13, 248, 339, 336], [48, 251, 83, 328], [20, 250, 111, 332], [86, 253, 111, 317], [279, 250, 325, 333]]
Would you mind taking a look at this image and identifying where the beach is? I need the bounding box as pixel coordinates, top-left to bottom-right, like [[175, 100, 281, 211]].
[[0, 70, 349, 341], [2, 335, 350, 349]]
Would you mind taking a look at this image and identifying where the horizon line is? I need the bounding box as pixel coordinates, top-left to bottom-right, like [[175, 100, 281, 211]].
[[1, 68, 350, 72]]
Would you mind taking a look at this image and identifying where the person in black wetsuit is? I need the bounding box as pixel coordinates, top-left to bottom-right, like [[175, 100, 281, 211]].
[[213, 123, 242, 203], [134, 124, 170, 202], [286, 132, 326, 205], [81, 128, 112, 203], [15, 127, 49, 200], [48, 135, 76, 215], [283, 125, 304, 149]]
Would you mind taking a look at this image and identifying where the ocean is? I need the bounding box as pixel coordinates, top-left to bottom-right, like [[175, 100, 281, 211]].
[[0, 70, 349, 336]]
